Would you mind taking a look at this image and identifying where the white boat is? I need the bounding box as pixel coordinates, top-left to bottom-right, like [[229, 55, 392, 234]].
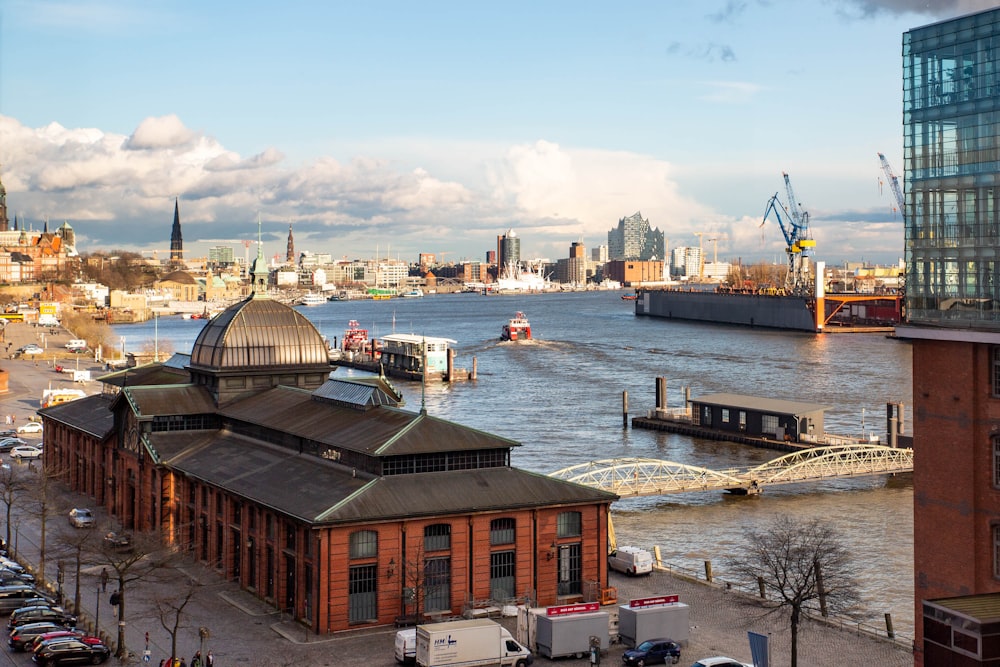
[[501, 312, 532, 341], [400, 289, 424, 298], [491, 262, 553, 293], [297, 293, 328, 306]]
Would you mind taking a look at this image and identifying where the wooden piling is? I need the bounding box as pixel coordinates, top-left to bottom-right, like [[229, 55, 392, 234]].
[[885, 612, 895, 639], [622, 391, 629, 428], [704, 560, 713, 582], [471, 356, 477, 380]]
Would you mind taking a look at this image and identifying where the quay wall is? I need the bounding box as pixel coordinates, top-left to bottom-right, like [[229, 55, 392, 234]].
[[636, 289, 817, 331]]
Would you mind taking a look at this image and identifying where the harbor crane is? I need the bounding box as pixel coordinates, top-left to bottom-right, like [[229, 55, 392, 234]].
[[877, 152, 905, 221], [760, 172, 815, 291]]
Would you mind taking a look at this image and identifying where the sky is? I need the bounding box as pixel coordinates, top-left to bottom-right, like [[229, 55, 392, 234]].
[[0, 0, 996, 268]]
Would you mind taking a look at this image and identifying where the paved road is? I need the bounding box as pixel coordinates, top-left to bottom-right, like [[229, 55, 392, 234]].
[[0, 320, 914, 666]]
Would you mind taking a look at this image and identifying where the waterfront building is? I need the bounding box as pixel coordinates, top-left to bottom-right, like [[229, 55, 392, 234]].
[[603, 260, 665, 286], [498, 229, 521, 269], [39, 244, 615, 633], [607, 212, 664, 262], [671, 246, 702, 279], [555, 242, 588, 285], [897, 7, 1000, 666]]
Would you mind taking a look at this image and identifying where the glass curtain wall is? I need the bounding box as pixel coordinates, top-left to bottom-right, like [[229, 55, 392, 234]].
[[904, 9, 1000, 325]]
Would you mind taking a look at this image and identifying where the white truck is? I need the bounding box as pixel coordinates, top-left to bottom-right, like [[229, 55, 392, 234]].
[[414, 618, 533, 667]]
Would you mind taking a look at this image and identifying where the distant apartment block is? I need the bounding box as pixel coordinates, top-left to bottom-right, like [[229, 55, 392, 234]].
[[591, 244, 608, 263], [671, 246, 702, 278], [498, 229, 521, 268]]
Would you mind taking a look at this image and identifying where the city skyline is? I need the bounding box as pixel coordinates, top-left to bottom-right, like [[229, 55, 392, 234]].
[[0, 0, 995, 266]]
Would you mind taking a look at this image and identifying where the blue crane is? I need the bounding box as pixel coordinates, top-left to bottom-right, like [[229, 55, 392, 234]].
[[760, 174, 816, 291]]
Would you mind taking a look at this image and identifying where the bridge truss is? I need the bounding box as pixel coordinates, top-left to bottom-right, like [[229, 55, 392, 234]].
[[548, 445, 913, 498]]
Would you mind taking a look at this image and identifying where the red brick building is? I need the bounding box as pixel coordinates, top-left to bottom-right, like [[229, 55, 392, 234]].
[[41, 263, 615, 632]]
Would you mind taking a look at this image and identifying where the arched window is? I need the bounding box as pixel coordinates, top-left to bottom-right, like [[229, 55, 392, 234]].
[[490, 518, 515, 545], [424, 524, 451, 551], [349, 530, 378, 559]]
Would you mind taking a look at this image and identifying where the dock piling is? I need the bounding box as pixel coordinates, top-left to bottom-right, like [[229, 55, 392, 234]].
[[622, 391, 629, 428]]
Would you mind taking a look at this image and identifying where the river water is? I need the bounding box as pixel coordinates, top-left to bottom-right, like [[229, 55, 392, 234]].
[[115, 291, 914, 637]]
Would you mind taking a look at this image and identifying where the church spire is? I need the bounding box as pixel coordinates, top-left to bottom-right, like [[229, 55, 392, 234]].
[[170, 198, 183, 265], [286, 223, 295, 265], [0, 168, 8, 232]]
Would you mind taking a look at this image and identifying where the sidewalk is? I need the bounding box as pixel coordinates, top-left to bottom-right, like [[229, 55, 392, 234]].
[[0, 320, 915, 666]]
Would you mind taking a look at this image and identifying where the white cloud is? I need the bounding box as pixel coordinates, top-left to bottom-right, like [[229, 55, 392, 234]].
[[0, 114, 903, 265], [125, 115, 199, 150]]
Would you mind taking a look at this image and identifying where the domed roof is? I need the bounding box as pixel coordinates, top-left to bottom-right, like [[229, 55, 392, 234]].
[[189, 297, 330, 371]]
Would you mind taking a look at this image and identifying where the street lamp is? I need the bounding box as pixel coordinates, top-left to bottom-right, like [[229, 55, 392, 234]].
[[94, 584, 100, 637]]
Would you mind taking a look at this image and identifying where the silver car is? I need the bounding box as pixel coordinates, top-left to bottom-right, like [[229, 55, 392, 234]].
[[67, 509, 95, 529]]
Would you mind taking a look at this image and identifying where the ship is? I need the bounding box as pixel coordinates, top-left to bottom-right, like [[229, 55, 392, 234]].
[[501, 312, 531, 341]]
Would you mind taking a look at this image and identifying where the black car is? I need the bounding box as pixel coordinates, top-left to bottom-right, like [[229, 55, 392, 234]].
[[33, 637, 111, 665], [8, 606, 76, 631], [622, 638, 681, 666], [0, 586, 55, 614], [8, 621, 65, 651]]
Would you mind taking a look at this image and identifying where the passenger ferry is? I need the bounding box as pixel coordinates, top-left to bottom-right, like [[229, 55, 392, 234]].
[[501, 312, 532, 341]]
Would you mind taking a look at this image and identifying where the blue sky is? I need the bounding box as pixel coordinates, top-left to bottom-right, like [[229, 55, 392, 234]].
[[0, 0, 994, 267]]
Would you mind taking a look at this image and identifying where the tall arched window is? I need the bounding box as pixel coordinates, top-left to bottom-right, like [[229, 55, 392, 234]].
[[556, 512, 582, 596]]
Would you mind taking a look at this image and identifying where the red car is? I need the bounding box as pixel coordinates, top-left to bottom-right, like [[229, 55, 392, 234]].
[[30, 630, 101, 653]]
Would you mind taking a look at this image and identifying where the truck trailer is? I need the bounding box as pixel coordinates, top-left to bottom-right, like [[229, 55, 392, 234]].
[[415, 618, 532, 667]]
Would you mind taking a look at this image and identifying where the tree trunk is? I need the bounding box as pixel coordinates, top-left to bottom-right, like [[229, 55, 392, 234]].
[[116, 579, 127, 658], [790, 604, 800, 667]]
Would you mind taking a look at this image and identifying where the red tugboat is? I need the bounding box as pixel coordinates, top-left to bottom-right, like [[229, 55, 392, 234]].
[[342, 320, 378, 358], [501, 312, 532, 341]]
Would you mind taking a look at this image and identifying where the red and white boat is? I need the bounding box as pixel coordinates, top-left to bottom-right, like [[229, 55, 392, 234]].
[[342, 320, 372, 354], [501, 312, 532, 341]]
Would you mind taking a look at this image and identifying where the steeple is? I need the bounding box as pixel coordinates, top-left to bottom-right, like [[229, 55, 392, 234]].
[[0, 169, 8, 232], [250, 214, 270, 298], [286, 223, 295, 265], [170, 198, 183, 265], [43, 217, 48, 234]]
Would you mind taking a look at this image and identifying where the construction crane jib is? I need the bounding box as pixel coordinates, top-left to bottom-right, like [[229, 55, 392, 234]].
[[877, 152, 905, 222], [760, 171, 815, 291]]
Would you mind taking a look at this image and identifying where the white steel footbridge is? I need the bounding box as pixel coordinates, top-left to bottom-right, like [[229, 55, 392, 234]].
[[548, 444, 913, 497]]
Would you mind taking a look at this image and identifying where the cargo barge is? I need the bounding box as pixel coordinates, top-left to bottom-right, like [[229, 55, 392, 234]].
[[635, 287, 901, 333]]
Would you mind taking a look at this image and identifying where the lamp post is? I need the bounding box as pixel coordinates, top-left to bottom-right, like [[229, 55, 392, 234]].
[[94, 584, 100, 637]]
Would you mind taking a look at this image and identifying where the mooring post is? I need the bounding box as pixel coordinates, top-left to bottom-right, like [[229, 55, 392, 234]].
[[885, 612, 895, 639], [704, 560, 713, 582], [622, 391, 629, 428], [447, 348, 455, 381], [471, 356, 477, 380]]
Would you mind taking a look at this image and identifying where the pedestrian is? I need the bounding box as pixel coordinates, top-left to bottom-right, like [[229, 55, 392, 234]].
[[159, 660, 165, 667], [205, 651, 214, 667], [179, 658, 187, 667], [191, 651, 202, 667], [100, 567, 108, 592]]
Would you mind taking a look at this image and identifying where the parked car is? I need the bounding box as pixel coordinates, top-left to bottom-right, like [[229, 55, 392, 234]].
[[8, 621, 66, 651], [0, 429, 17, 438], [67, 509, 94, 529], [16, 422, 42, 435], [102, 531, 131, 552], [15, 345, 43, 357], [7, 605, 76, 630], [690, 658, 753, 667], [9, 445, 42, 460], [0, 568, 35, 585], [63, 340, 87, 353], [623, 638, 682, 666], [0, 438, 27, 452], [33, 637, 110, 665], [0, 557, 28, 575], [31, 630, 102, 652], [0, 586, 49, 613]]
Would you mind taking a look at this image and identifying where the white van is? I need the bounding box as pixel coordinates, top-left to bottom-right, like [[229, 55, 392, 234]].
[[65, 340, 87, 352], [608, 546, 654, 576], [395, 627, 416, 664]]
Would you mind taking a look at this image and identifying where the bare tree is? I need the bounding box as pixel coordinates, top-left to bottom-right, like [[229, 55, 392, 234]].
[[0, 462, 29, 551], [153, 579, 201, 665], [726, 516, 860, 667], [27, 460, 70, 582], [100, 530, 186, 659], [50, 521, 98, 615]]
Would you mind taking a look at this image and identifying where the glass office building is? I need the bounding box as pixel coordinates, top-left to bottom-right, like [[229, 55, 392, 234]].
[[904, 8, 1000, 326]]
